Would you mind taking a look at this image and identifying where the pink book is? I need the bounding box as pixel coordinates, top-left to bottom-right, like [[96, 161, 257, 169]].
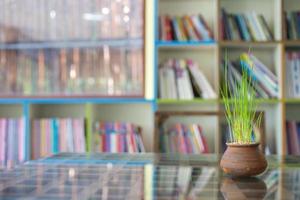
[[290, 121, 300, 155], [18, 118, 25, 163], [0, 119, 6, 166]]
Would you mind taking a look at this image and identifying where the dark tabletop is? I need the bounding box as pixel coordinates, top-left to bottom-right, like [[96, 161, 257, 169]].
[[0, 153, 299, 200]]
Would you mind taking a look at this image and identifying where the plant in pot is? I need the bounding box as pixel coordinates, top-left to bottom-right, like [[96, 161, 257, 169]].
[[220, 54, 268, 177]]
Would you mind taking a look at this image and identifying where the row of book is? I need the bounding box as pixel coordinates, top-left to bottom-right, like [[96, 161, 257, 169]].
[[0, 118, 25, 169], [93, 122, 145, 153], [286, 120, 300, 155], [31, 118, 86, 159], [159, 58, 217, 100], [285, 11, 300, 40], [159, 123, 209, 154], [286, 51, 300, 98], [221, 9, 273, 41], [0, 0, 143, 43], [223, 53, 279, 98], [0, 48, 143, 96], [159, 15, 213, 41]]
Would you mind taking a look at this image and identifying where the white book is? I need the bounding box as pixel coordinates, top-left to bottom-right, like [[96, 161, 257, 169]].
[[182, 68, 194, 99], [159, 68, 167, 99], [66, 119, 74, 152], [296, 55, 300, 98], [292, 55, 300, 97], [110, 133, 117, 153], [245, 13, 260, 41], [127, 134, 133, 153], [286, 56, 292, 98], [252, 12, 267, 41], [190, 15, 210, 40], [193, 125, 204, 153], [188, 62, 217, 99]]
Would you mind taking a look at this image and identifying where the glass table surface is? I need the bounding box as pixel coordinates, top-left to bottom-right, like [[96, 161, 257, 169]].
[[0, 153, 299, 200]]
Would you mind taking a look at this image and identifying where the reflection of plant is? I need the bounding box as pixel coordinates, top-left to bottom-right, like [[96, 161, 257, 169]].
[[222, 53, 262, 144]]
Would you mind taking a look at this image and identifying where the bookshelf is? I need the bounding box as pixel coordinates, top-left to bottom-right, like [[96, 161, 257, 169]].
[[1, 0, 300, 167], [154, 0, 300, 157]]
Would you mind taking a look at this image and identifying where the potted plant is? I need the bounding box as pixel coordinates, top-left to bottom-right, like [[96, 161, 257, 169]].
[[220, 54, 267, 177]]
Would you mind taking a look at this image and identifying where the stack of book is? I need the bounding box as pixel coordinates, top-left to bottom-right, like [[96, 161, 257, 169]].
[[285, 10, 300, 40], [0, 0, 143, 43], [286, 120, 300, 155], [31, 118, 86, 159], [159, 123, 209, 154], [222, 53, 279, 98], [221, 9, 273, 41], [286, 51, 300, 98], [159, 15, 213, 41], [159, 58, 217, 100], [0, 48, 143, 96], [93, 122, 145, 153], [0, 118, 25, 169]]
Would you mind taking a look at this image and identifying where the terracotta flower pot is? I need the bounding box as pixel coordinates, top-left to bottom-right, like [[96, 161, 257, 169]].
[[220, 143, 267, 177]]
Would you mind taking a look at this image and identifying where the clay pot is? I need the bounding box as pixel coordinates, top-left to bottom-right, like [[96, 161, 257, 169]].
[[220, 143, 267, 177]]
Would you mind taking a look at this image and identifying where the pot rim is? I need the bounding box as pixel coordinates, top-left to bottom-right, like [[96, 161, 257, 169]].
[[226, 142, 260, 147]]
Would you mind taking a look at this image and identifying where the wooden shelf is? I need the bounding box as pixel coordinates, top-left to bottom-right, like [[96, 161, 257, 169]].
[[157, 98, 218, 105], [219, 41, 280, 48], [284, 98, 300, 103], [284, 40, 300, 47]]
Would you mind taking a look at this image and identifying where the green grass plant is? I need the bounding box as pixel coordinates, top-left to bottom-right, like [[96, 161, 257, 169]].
[[221, 54, 262, 144]]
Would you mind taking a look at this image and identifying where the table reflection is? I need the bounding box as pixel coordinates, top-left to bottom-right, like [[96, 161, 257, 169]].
[[0, 153, 299, 199]]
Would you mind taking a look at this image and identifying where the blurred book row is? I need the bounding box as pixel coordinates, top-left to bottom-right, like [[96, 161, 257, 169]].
[[221, 9, 273, 41], [93, 121, 145, 153], [159, 15, 214, 42], [159, 123, 209, 154], [0, 48, 143, 96], [159, 58, 216, 100], [31, 118, 86, 160], [0, 0, 143, 43]]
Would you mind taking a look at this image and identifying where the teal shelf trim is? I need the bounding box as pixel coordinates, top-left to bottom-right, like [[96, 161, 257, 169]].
[[0, 38, 143, 50], [0, 98, 154, 104], [156, 40, 216, 47]]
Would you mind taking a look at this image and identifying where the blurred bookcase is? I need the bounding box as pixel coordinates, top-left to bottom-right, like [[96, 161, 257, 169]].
[[2, 0, 300, 167], [0, 0, 157, 166], [154, 0, 300, 157]]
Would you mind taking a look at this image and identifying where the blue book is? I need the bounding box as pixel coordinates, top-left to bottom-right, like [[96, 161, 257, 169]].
[[236, 15, 251, 41], [221, 8, 231, 39], [52, 119, 59, 154], [296, 122, 300, 149], [297, 12, 300, 39]]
